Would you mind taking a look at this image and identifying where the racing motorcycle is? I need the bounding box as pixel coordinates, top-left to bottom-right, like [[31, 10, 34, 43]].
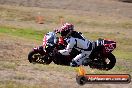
[[28, 32, 116, 70]]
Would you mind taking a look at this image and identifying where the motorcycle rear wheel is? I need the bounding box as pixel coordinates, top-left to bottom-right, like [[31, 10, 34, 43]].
[[28, 51, 52, 64], [105, 53, 116, 70], [89, 53, 116, 70]]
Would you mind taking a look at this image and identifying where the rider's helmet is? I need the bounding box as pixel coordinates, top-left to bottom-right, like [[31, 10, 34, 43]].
[[59, 23, 74, 37]]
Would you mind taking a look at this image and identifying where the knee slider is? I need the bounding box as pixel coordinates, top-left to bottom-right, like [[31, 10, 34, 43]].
[[70, 61, 78, 67]]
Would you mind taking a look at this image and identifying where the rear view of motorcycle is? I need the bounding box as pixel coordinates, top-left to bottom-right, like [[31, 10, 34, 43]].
[[84, 38, 116, 70], [28, 31, 116, 70]]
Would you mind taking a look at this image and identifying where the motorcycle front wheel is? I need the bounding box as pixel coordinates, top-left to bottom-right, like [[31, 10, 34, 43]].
[[28, 51, 52, 64]]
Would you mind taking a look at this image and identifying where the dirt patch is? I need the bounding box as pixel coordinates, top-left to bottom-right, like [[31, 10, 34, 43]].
[[0, 0, 132, 18], [0, 34, 33, 61]]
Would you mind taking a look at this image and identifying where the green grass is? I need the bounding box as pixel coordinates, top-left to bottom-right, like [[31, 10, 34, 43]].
[[113, 51, 132, 60], [0, 26, 48, 41], [0, 61, 17, 70], [84, 65, 132, 74], [33, 64, 77, 73], [32, 63, 131, 74]]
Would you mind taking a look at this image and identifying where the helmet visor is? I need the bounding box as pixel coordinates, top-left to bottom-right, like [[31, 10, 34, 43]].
[[61, 30, 70, 37]]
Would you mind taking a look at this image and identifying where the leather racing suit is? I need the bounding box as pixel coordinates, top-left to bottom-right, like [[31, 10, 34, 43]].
[[58, 31, 92, 66]]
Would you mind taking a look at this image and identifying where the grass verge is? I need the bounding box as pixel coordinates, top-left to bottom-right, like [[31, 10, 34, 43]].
[[0, 26, 48, 41], [0, 61, 17, 70]]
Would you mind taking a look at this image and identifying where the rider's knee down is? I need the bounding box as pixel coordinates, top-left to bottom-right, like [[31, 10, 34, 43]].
[[70, 60, 78, 67]]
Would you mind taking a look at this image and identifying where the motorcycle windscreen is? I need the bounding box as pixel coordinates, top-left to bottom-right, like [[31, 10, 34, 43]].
[[43, 32, 57, 47]]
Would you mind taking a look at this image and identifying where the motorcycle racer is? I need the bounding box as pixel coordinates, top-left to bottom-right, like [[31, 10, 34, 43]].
[[55, 23, 93, 67]]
